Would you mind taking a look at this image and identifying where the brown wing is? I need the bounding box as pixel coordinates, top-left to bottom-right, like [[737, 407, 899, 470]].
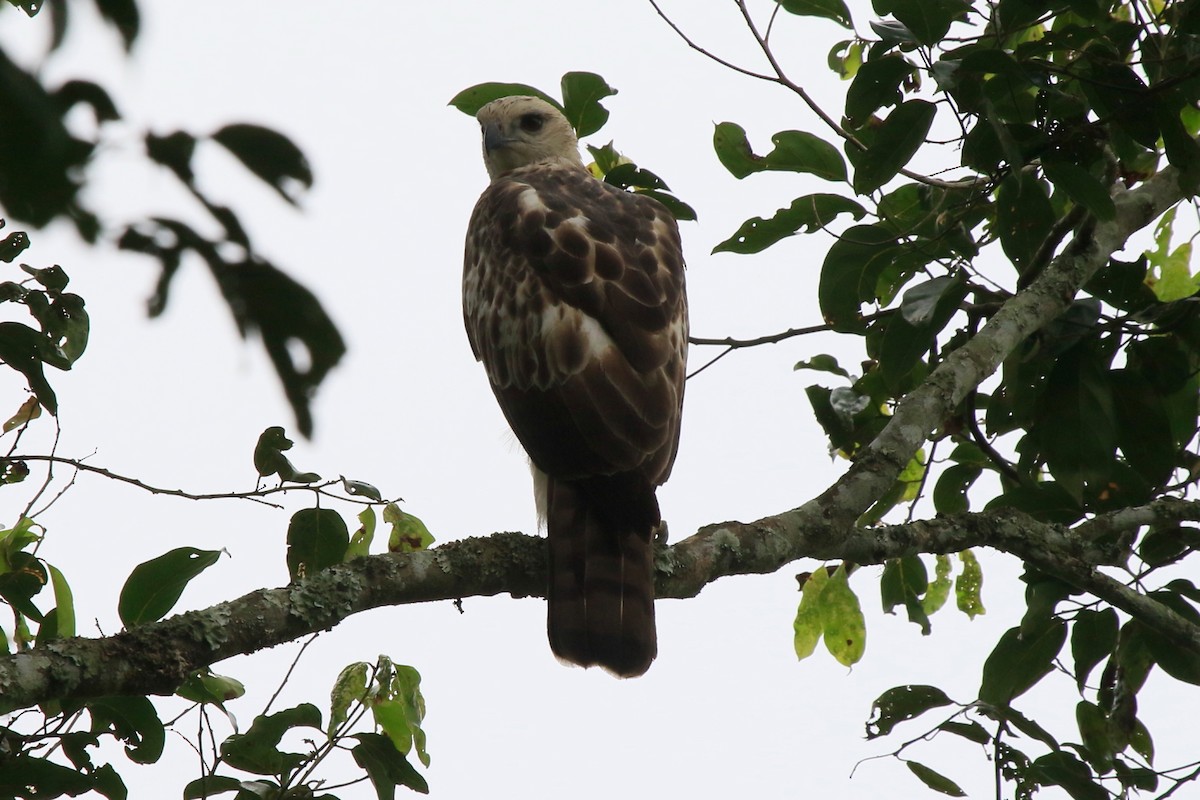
[[463, 162, 687, 487]]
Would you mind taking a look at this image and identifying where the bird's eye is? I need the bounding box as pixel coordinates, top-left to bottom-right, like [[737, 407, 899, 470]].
[[519, 113, 545, 133]]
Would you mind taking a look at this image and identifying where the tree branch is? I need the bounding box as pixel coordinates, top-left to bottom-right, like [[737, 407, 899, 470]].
[[4, 494, 1200, 712]]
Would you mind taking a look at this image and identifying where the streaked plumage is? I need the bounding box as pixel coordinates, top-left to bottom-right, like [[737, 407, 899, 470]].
[[463, 96, 687, 676]]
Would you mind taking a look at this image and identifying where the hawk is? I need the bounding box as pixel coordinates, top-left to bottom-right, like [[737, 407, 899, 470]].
[[463, 96, 687, 677]]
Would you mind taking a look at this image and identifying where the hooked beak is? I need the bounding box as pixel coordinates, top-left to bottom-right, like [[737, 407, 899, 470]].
[[482, 122, 512, 154]]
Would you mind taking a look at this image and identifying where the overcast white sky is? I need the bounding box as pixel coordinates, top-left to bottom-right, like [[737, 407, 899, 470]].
[[0, 1, 1191, 798]]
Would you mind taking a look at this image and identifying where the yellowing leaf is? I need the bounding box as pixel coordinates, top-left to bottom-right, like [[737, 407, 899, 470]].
[[793, 567, 828, 660], [956, 550, 986, 618], [821, 564, 866, 666]]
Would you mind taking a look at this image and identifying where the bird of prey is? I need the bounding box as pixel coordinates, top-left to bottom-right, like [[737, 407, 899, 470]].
[[463, 96, 687, 677]]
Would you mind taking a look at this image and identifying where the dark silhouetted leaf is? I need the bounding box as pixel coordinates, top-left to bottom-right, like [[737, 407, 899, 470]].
[[846, 54, 915, 123], [1031, 752, 1107, 800], [212, 124, 312, 205], [94, 0, 140, 50], [995, 170, 1054, 271], [88, 696, 165, 764], [220, 704, 322, 776], [818, 224, 898, 330], [852, 100, 936, 194], [867, 685, 953, 739], [352, 732, 429, 797], [881, 0, 970, 45], [713, 194, 865, 254], [287, 508, 349, 581], [1042, 158, 1115, 221], [118, 547, 222, 627], [794, 353, 851, 378], [1071, 607, 1118, 692], [933, 464, 980, 514], [907, 761, 967, 797], [779, 0, 852, 27], [979, 621, 1067, 706]]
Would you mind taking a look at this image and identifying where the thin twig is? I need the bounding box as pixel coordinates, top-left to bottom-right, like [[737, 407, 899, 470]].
[[645, 0, 777, 82], [262, 634, 320, 716], [6, 454, 393, 509]]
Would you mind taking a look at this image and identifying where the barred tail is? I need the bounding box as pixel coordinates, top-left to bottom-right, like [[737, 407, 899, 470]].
[[545, 474, 658, 678]]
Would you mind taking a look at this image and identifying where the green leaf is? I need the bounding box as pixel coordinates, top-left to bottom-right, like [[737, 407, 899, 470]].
[[906, 761, 967, 797], [448, 83, 559, 116], [220, 704, 322, 776], [995, 171, 1055, 272], [346, 507, 377, 561], [183, 775, 244, 799], [794, 353, 851, 379], [1031, 752, 1108, 800], [0, 550, 47, 621], [252, 425, 322, 483], [47, 564, 74, 638], [118, 547, 222, 627], [559, 72, 616, 137], [793, 566, 828, 659], [818, 224, 899, 330], [0, 756, 96, 797], [714, 193, 865, 254], [820, 564, 865, 666], [851, 100, 936, 194], [933, 464, 980, 515], [212, 124, 312, 205], [779, 0, 852, 27], [351, 732, 429, 797], [979, 620, 1067, 707], [939, 719, 991, 744], [923, 555, 952, 616], [881, 0, 970, 45], [0, 321, 61, 414], [1042, 159, 1116, 221], [1071, 607, 1118, 692], [287, 508, 349, 581], [956, 550, 985, 618], [866, 685, 953, 739], [385, 504, 435, 553], [176, 670, 246, 707], [713, 122, 846, 181], [329, 662, 369, 737], [88, 696, 165, 764], [846, 54, 915, 123], [374, 662, 429, 767], [880, 555, 930, 634], [1075, 700, 1114, 772]]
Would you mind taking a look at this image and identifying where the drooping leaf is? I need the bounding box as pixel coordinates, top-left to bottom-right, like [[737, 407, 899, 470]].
[[352, 732, 430, 797], [906, 761, 967, 797], [176, 670, 246, 707], [329, 662, 370, 737], [118, 547, 222, 627], [287, 508, 350, 581], [933, 464, 980, 515], [995, 170, 1055, 272], [923, 554, 952, 616], [1031, 751, 1108, 800], [1071, 607, 1118, 692], [881, 0, 970, 45], [820, 564, 866, 666], [793, 566, 828, 660], [347, 507, 377, 560], [956, 550, 985, 618], [979, 620, 1068, 707]]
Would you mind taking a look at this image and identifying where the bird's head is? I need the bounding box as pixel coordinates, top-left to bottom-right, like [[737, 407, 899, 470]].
[[476, 96, 583, 180]]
